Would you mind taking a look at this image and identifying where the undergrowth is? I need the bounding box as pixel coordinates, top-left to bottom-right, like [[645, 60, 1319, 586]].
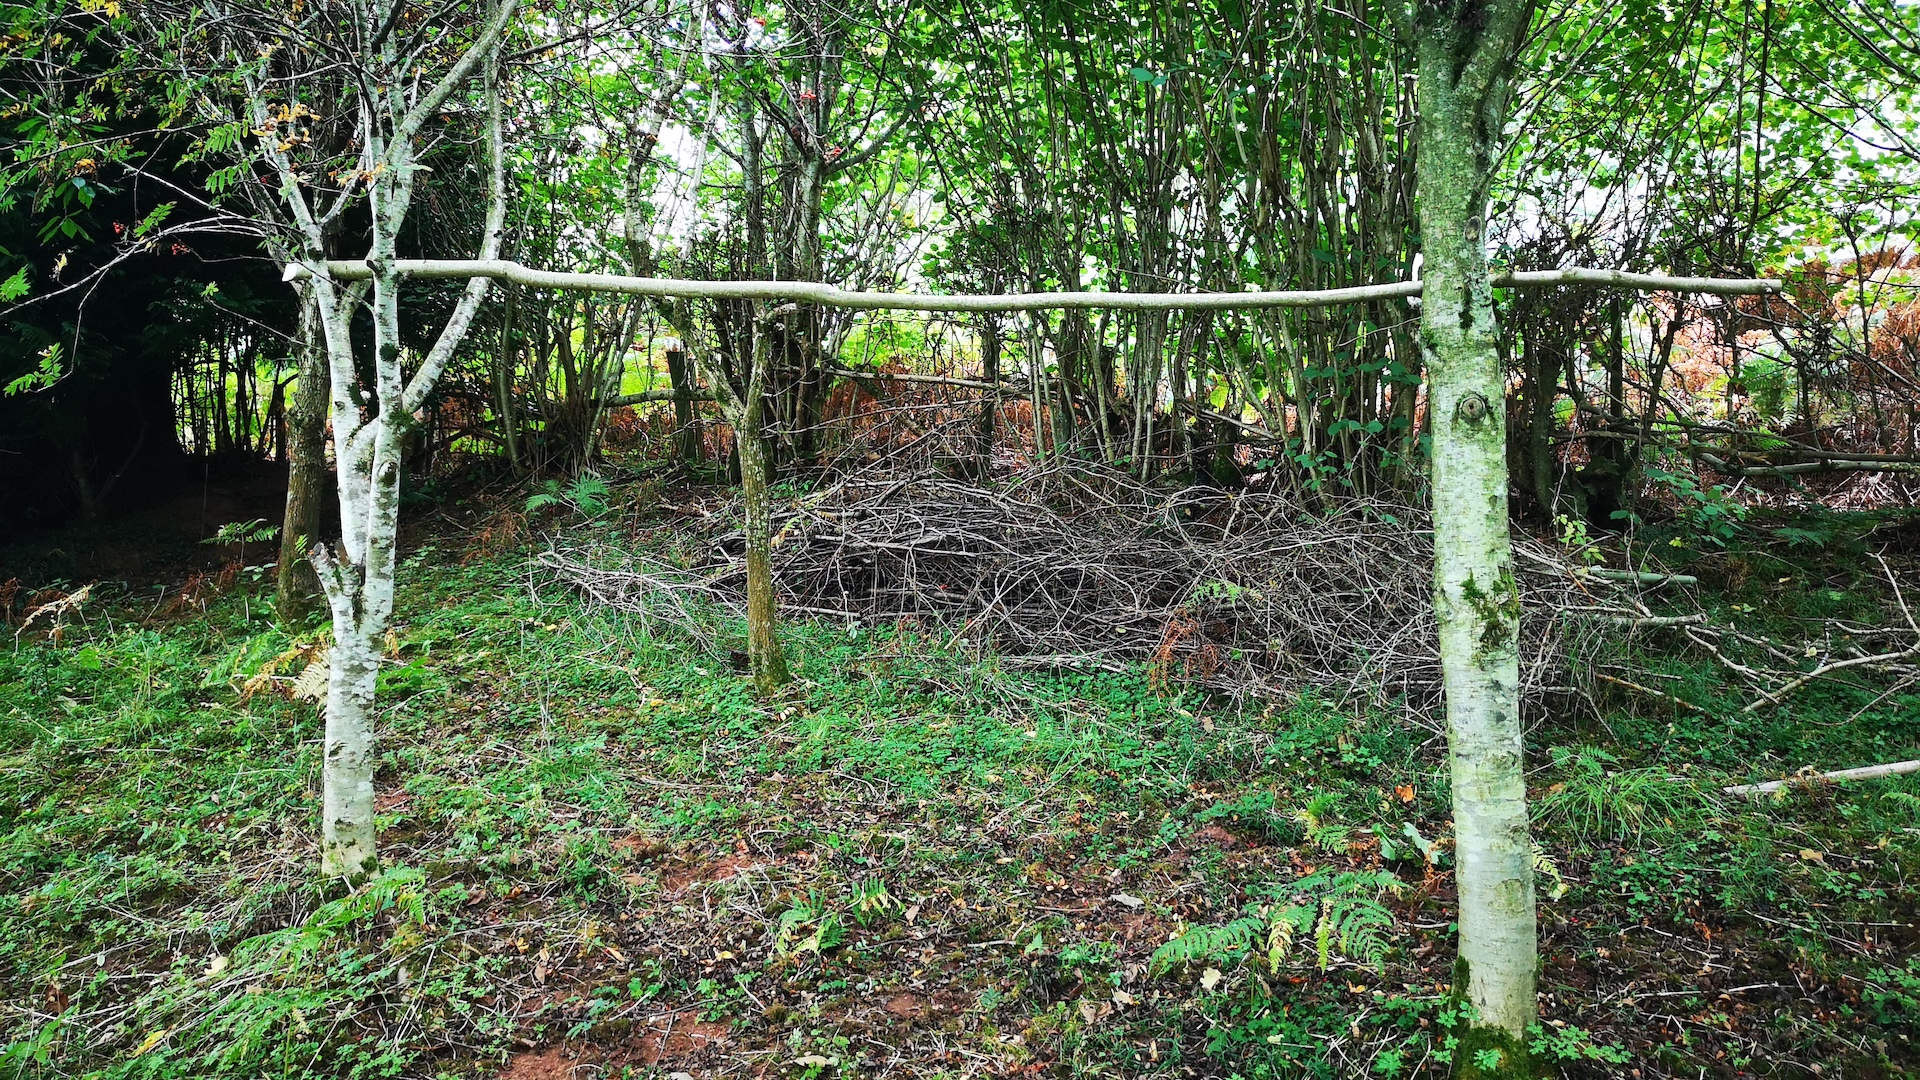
[[1, 506, 1917, 1078]]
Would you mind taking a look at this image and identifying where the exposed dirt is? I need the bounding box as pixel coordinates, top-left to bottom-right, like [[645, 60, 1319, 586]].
[[611, 833, 672, 860], [496, 1047, 587, 1080], [661, 852, 767, 897], [1188, 823, 1238, 848], [500, 1011, 731, 1079]]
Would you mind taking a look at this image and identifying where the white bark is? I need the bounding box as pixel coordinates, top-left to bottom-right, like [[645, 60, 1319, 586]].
[[1412, 0, 1539, 1066], [232, 0, 518, 879], [1725, 759, 1920, 795], [318, 617, 381, 876]]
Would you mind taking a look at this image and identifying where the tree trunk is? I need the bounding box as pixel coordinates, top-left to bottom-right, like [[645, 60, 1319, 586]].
[[975, 319, 1001, 476], [1413, 1, 1537, 1073], [283, 10, 514, 879], [737, 412, 788, 696], [738, 307, 789, 695], [319, 621, 380, 877], [666, 346, 701, 465], [1523, 320, 1558, 517], [1586, 296, 1629, 523], [278, 291, 328, 624]]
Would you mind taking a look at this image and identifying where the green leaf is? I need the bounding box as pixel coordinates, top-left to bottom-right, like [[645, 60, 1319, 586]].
[[0, 266, 28, 302], [6, 343, 63, 395], [134, 201, 175, 239]]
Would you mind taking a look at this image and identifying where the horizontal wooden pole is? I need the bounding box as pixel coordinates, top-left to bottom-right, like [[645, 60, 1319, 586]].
[[284, 259, 1783, 310]]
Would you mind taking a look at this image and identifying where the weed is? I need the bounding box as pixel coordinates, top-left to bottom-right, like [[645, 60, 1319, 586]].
[[1535, 744, 1713, 842], [5, 503, 1918, 1078], [1642, 464, 1749, 547], [1529, 1021, 1632, 1064]]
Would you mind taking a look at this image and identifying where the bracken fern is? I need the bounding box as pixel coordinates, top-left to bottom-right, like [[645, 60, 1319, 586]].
[[1152, 868, 1405, 976]]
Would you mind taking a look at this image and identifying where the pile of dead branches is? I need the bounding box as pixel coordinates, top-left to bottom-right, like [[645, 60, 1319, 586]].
[[542, 462, 1681, 725]]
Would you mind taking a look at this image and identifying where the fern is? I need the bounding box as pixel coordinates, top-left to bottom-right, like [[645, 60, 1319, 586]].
[[1151, 913, 1270, 972], [773, 892, 849, 959], [1532, 842, 1571, 901], [1152, 868, 1405, 976], [525, 471, 613, 517], [566, 472, 612, 515], [1312, 876, 1399, 969], [526, 479, 565, 513], [1293, 793, 1353, 854], [1882, 790, 1920, 814]]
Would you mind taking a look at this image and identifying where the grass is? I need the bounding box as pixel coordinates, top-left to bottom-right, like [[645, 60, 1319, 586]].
[[1, 499, 1918, 1078]]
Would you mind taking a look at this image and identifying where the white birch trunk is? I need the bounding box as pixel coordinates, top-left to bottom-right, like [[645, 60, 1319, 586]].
[[319, 621, 382, 875], [234, 0, 518, 879], [1412, 1, 1538, 1073]]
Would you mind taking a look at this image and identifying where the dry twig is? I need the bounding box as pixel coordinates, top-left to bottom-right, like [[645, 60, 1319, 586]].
[[544, 462, 1655, 727]]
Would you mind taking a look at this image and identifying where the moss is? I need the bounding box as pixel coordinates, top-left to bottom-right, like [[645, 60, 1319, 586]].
[[1459, 568, 1520, 650], [1451, 1023, 1535, 1079], [1447, 958, 1538, 1079]]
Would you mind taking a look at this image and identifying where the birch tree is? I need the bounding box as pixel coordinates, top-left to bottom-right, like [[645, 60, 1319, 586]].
[[1406, 0, 1539, 1072], [166, 0, 519, 878]]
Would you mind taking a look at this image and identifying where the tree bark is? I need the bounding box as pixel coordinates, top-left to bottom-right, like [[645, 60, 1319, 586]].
[[1412, 1, 1538, 1073], [277, 290, 328, 624], [665, 346, 702, 464], [319, 621, 380, 876], [975, 318, 1001, 476], [296, 260, 1781, 309], [261, 5, 516, 879], [737, 410, 788, 695], [1524, 320, 1558, 517], [738, 303, 789, 694]]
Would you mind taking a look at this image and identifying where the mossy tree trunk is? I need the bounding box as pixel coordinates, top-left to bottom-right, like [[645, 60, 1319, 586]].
[[277, 290, 328, 626], [737, 302, 790, 695], [671, 297, 790, 697], [1411, 0, 1538, 1073], [975, 318, 1001, 477], [736, 398, 788, 696]]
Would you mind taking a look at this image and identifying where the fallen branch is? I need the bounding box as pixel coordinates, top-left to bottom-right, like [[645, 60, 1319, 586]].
[[1745, 555, 1920, 713], [824, 366, 1024, 392], [1742, 643, 1920, 712], [1700, 452, 1920, 477], [543, 463, 1608, 724], [1592, 612, 1707, 627], [1679, 626, 1778, 689], [1724, 759, 1920, 796], [1510, 547, 1696, 589], [606, 387, 716, 406], [1592, 671, 1706, 712], [1576, 568, 1698, 587]]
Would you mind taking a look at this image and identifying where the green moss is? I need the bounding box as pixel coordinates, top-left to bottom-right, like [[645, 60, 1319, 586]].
[[1446, 958, 1538, 1079], [1452, 1024, 1535, 1079], [1459, 568, 1520, 650]]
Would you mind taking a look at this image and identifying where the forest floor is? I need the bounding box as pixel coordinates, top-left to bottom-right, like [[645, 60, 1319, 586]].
[[2, 475, 1919, 1079]]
